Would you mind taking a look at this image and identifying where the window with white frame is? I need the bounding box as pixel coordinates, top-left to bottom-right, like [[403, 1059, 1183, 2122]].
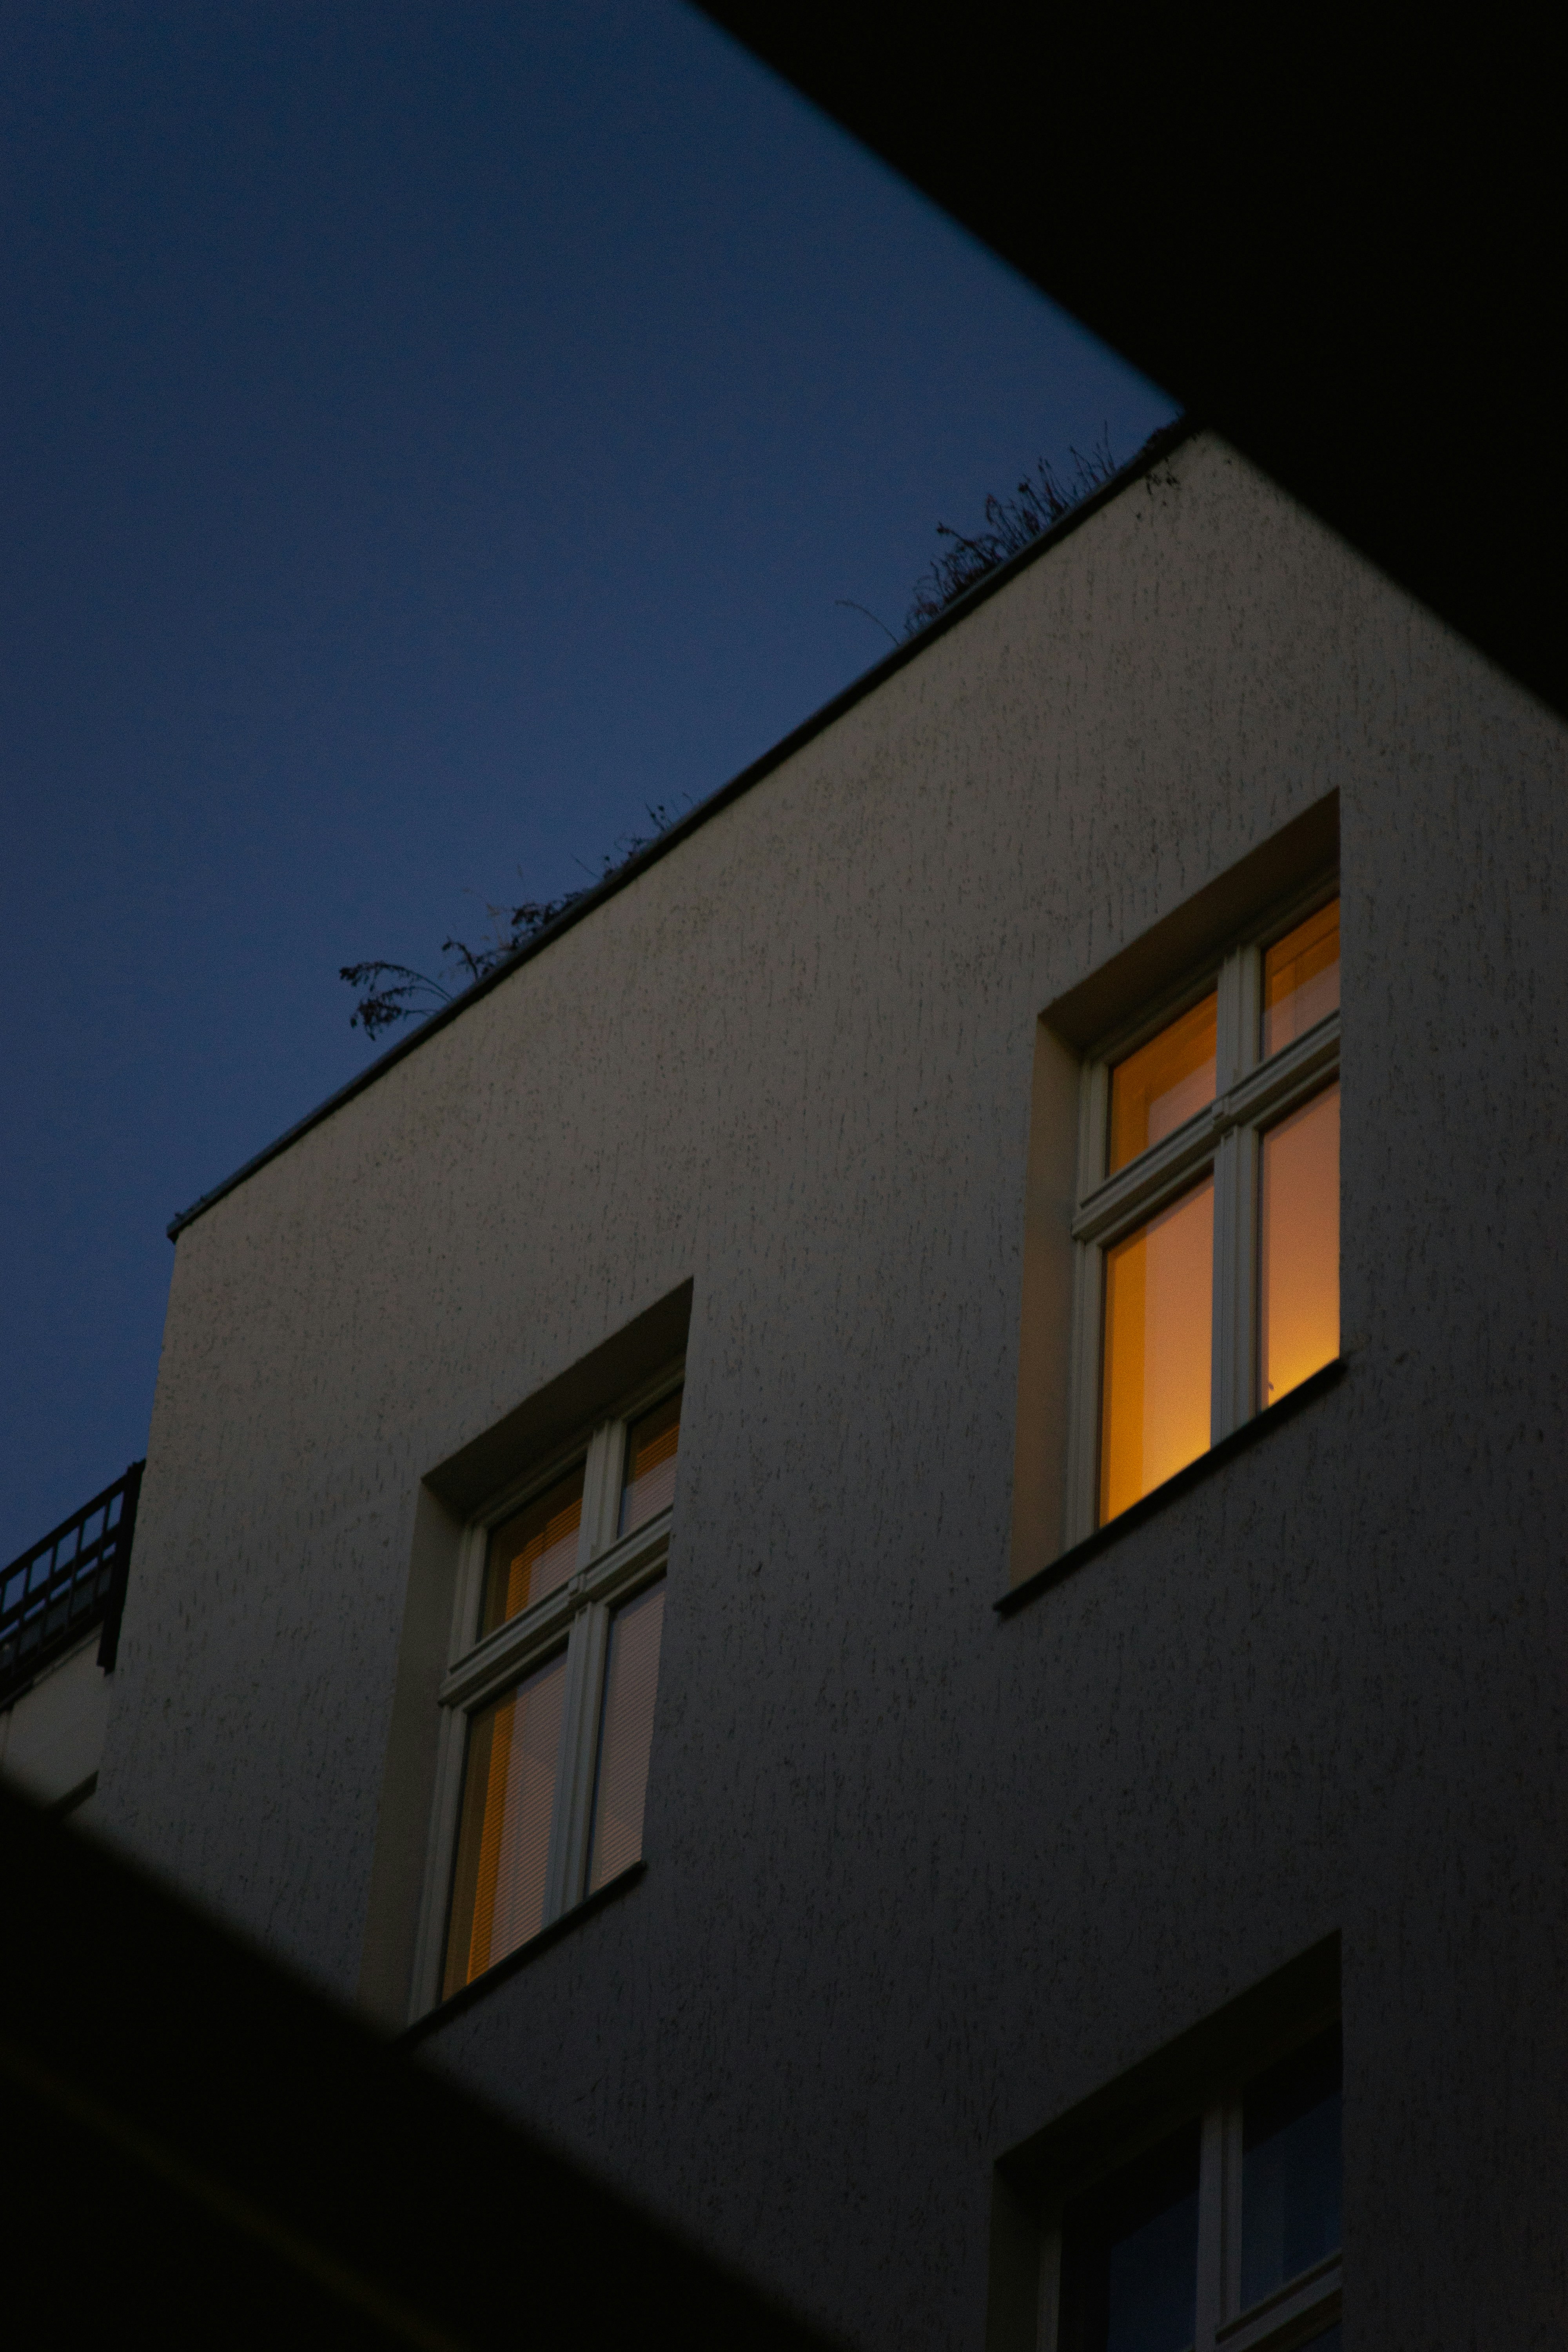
[[1042, 2023, 1343, 2352], [1063, 889, 1340, 1538], [414, 1376, 682, 2010]]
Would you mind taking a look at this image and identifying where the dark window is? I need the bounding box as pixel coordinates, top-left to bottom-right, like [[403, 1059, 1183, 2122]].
[[1240, 2025, 1343, 2310], [1060, 2123, 1201, 2352]]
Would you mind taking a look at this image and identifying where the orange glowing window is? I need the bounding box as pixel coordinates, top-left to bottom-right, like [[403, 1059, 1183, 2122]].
[[1259, 1083, 1340, 1407], [1109, 994, 1218, 1173], [1100, 1175, 1214, 1524], [481, 1466, 584, 1637], [443, 1650, 567, 1998], [1263, 900, 1340, 1058], [618, 1389, 681, 1536]]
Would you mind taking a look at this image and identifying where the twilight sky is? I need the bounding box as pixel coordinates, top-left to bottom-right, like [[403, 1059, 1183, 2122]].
[[0, 1, 1174, 1565]]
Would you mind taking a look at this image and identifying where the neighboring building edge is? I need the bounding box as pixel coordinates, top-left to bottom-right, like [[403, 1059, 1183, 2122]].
[[0, 1460, 145, 1817]]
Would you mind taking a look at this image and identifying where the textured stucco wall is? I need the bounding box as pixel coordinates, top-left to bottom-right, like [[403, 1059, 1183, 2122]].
[[98, 433, 1568, 2350]]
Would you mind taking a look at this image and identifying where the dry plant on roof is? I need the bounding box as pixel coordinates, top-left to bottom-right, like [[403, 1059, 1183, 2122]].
[[340, 802, 687, 1042], [902, 436, 1122, 634], [342, 430, 1140, 1042]]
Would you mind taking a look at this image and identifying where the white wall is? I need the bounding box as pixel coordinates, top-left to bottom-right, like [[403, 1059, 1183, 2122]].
[[88, 430, 1568, 2352]]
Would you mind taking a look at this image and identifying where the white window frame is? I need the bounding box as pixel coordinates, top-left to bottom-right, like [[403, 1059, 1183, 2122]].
[[409, 1364, 682, 2018], [1062, 875, 1341, 1545], [1037, 2064, 1343, 2352]]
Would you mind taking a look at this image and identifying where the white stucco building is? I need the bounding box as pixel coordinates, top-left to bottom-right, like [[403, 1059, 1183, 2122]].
[[10, 423, 1566, 2352]]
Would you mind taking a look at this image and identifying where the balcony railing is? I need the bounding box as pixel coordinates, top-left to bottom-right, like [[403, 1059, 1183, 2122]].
[[0, 1463, 144, 1709]]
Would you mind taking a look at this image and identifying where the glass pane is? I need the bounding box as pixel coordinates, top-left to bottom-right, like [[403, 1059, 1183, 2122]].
[[1259, 1084, 1339, 1408], [1109, 995, 1217, 1174], [481, 1464, 584, 1636], [619, 1389, 682, 1536], [1241, 2025, 1343, 2310], [442, 1651, 568, 1998], [1059, 2124, 1200, 2352], [587, 1580, 666, 1892], [1263, 899, 1340, 1058], [1100, 1177, 1214, 1523]]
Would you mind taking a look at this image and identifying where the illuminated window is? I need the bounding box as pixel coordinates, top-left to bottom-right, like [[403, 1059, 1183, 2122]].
[[586, 1579, 666, 1894], [1109, 991, 1217, 1174], [1100, 1178, 1215, 1522], [1068, 892, 1339, 1533], [1043, 2024, 1343, 2352], [480, 1466, 584, 1636], [444, 1653, 567, 1996], [416, 1376, 682, 2011], [1259, 1086, 1339, 1410]]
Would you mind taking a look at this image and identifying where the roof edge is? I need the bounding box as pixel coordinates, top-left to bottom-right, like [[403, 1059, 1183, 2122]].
[[168, 412, 1197, 1240]]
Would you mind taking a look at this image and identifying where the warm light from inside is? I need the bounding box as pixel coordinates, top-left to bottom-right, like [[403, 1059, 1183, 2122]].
[[1259, 1083, 1339, 1407], [1263, 899, 1340, 1058], [1100, 1176, 1214, 1523], [1109, 995, 1218, 1173], [482, 1466, 584, 1636], [618, 1390, 682, 1536], [443, 1651, 566, 1997]]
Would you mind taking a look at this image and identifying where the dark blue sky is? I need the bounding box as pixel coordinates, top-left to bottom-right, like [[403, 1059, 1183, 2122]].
[[1, 1, 1174, 1564]]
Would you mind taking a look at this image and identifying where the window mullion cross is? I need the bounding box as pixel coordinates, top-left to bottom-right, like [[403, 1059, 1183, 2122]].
[[1071, 1117, 1215, 1245]]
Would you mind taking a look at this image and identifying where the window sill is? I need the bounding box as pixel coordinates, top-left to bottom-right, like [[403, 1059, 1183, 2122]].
[[997, 1357, 1347, 1620], [400, 1859, 648, 2047]]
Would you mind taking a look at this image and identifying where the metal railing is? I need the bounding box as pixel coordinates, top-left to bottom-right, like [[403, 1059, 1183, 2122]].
[[0, 1463, 144, 1709]]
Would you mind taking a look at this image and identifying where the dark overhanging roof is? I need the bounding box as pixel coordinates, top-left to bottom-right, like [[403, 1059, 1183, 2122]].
[[0, 1780, 841, 2351], [168, 415, 1196, 1239], [694, 7, 1566, 728]]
